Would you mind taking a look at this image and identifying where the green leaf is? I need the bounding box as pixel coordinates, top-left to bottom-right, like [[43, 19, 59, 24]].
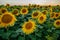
[[18, 36, 25, 40], [29, 35, 36, 40], [10, 32, 19, 38], [15, 28, 22, 33], [2, 32, 12, 39]]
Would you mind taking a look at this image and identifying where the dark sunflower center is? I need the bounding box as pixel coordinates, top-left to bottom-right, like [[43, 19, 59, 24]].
[[25, 22, 33, 29], [13, 10, 18, 14], [0, 22, 1, 24], [56, 21, 60, 25], [37, 5, 40, 7], [1, 9, 6, 13], [55, 14, 58, 17], [33, 12, 38, 16], [22, 9, 27, 13], [33, 5, 36, 7], [1, 14, 13, 23], [40, 16, 44, 21]]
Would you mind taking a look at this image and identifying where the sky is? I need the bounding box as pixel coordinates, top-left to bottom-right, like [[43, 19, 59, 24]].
[[0, 0, 60, 6]]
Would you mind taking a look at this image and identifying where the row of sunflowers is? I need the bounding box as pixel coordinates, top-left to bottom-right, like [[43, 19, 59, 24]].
[[0, 4, 60, 40]]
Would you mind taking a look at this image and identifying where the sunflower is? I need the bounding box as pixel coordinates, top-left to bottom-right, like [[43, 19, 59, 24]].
[[32, 4, 36, 8], [38, 14, 46, 24], [32, 10, 41, 18], [5, 4, 10, 6], [42, 10, 48, 15], [0, 12, 17, 28], [28, 4, 32, 10], [59, 13, 60, 17], [0, 8, 7, 14], [22, 20, 36, 35], [50, 7, 52, 14], [54, 19, 60, 29], [20, 7, 28, 15], [50, 12, 55, 19], [36, 5, 40, 8], [54, 13, 60, 19], [29, 4, 31, 7], [12, 9, 19, 16]]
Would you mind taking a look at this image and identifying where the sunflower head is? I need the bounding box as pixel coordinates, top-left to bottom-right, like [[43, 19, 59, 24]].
[[22, 20, 36, 35], [59, 12, 60, 17], [5, 4, 10, 6], [42, 10, 48, 15], [50, 12, 55, 19], [48, 5, 51, 8], [50, 7, 52, 13], [38, 14, 46, 24], [54, 13, 60, 19], [0, 8, 7, 14], [20, 7, 28, 15], [32, 10, 41, 18], [36, 5, 40, 8], [0, 12, 17, 28], [54, 20, 60, 29], [12, 9, 19, 16], [32, 4, 36, 8], [29, 4, 31, 7]]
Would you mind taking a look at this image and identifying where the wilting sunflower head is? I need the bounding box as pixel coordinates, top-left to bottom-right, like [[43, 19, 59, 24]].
[[12, 9, 19, 16], [0, 8, 7, 14], [38, 14, 46, 24], [22, 20, 36, 35], [0, 12, 17, 28], [54, 13, 60, 19], [32, 10, 41, 18], [54, 19, 60, 29], [20, 7, 28, 15]]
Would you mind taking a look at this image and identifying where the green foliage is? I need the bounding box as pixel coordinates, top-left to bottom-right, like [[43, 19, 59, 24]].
[[0, 5, 60, 40]]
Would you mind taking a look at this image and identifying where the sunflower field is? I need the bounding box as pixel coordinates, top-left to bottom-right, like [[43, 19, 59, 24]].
[[0, 4, 60, 40]]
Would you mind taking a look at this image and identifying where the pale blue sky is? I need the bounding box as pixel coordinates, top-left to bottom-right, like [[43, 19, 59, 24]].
[[0, 0, 60, 5]]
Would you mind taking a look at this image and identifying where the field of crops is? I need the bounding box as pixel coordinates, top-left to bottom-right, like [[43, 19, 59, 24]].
[[0, 4, 60, 40]]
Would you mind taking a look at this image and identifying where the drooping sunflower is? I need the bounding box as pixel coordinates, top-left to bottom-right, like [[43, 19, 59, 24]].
[[0, 12, 17, 28], [32, 10, 41, 18], [0, 8, 7, 14], [54, 13, 60, 19], [54, 19, 60, 29], [20, 7, 28, 15], [12, 9, 19, 16], [38, 14, 46, 24], [22, 20, 36, 35]]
